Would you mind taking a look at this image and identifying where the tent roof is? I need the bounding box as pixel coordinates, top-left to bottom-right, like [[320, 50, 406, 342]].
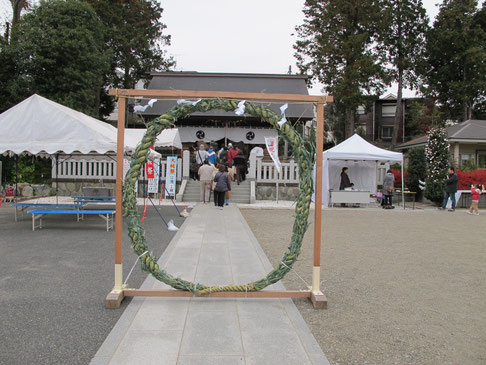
[[0, 94, 120, 155], [124, 128, 182, 150], [324, 134, 403, 162]]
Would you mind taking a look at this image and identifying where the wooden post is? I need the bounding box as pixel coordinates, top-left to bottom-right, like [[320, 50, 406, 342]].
[[311, 102, 327, 309], [106, 93, 126, 308]]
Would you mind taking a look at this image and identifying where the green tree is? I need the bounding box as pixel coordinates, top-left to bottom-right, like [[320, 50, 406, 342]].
[[379, 0, 429, 147], [83, 0, 175, 90], [404, 147, 426, 196], [424, 0, 486, 121], [424, 127, 450, 203], [6, 0, 110, 116], [294, 0, 390, 140]]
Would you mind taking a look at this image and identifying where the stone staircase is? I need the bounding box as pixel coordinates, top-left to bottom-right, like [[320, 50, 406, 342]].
[[182, 179, 251, 204]]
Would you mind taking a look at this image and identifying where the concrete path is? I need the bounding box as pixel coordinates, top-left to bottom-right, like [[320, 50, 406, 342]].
[[90, 204, 329, 365]]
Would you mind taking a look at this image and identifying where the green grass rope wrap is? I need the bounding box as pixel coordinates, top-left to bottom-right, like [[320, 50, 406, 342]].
[[123, 99, 314, 295]]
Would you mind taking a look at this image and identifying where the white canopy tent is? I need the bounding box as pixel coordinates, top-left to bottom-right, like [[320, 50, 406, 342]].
[[124, 128, 182, 151], [0, 94, 161, 159], [316, 134, 403, 207]]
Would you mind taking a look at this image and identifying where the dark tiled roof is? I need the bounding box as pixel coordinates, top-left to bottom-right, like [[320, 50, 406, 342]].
[[396, 119, 486, 150], [448, 119, 486, 139], [139, 72, 315, 120]]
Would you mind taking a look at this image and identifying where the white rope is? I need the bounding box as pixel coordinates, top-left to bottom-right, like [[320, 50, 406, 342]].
[[123, 251, 149, 286], [280, 261, 311, 289]]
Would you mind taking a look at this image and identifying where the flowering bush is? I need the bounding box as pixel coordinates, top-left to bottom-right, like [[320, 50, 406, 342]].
[[456, 170, 486, 190], [424, 127, 449, 203]]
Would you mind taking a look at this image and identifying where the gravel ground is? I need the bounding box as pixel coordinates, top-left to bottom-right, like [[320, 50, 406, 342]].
[[241, 207, 486, 365], [0, 203, 186, 365]]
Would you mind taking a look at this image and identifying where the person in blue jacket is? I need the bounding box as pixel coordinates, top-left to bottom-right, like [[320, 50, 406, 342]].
[[207, 146, 217, 165]]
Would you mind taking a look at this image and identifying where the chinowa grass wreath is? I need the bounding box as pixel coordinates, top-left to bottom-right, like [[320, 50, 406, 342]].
[[123, 98, 315, 295]]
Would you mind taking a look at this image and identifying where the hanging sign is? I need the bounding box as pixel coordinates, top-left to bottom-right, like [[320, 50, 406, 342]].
[[146, 160, 155, 179], [165, 156, 177, 197], [265, 136, 281, 174], [147, 160, 160, 194]]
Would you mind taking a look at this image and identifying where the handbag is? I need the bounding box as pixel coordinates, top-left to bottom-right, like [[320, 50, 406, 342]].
[[387, 186, 395, 193]]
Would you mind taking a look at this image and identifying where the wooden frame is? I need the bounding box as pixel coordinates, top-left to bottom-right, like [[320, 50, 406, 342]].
[[106, 88, 333, 309]]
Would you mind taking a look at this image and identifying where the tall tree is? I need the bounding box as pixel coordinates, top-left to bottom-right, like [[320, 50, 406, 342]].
[[83, 0, 175, 90], [379, 0, 429, 147], [424, 0, 486, 121], [9, 0, 31, 30], [294, 0, 390, 139], [6, 0, 110, 116]]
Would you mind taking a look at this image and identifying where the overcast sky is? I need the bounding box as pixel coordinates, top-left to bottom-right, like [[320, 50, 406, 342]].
[[1, 0, 482, 96]]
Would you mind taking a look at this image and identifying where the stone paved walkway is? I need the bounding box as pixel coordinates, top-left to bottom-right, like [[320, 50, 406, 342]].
[[90, 204, 329, 365]]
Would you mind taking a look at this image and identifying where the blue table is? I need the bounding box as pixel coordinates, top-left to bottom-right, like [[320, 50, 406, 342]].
[[28, 209, 115, 231], [12, 203, 81, 221]]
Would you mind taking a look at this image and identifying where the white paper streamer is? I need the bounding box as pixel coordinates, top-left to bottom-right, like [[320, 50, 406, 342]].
[[167, 219, 179, 231], [277, 103, 288, 128], [234, 100, 246, 116], [133, 104, 148, 113], [177, 99, 201, 106], [134, 99, 157, 113]]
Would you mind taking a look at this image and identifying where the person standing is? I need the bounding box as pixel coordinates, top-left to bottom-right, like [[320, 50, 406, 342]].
[[339, 167, 352, 207], [339, 167, 352, 190], [382, 169, 395, 209], [441, 167, 458, 211], [198, 160, 213, 203], [467, 184, 482, 215], [207, 146, 217, 165], [233, 151, 246, 185], [225, 163, 234, 205], [195, 144, 208, 170], [227, 143, 240, 168], [218, 146, 228, 164], [213, 164, 231, 209]]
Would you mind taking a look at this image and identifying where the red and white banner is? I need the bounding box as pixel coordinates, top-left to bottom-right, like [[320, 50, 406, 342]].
[[145, 160, 155, 179], [265, 136, 281, 174]]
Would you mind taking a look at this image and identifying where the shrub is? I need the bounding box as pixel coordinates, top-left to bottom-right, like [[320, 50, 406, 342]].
[[456, 170, 486, 190], [405, 147, 426, 195]]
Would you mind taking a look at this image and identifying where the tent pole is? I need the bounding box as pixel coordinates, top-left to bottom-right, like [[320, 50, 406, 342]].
[[311, 102, 327, 309], [106, 94, 126, 308], [15, 155, 18, 199], [401, 162, 405, 209], [55, 157, 58, 205]]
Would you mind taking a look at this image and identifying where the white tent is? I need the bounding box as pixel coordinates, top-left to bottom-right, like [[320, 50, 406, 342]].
[[317, 134, 403, 207], [124, 128, 182, 150], [0, 94, 160, 159]]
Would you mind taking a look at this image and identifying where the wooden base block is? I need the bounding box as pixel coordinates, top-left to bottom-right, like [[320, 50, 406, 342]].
[[311, 290, 328, 309], [105, 290, 125, 309]]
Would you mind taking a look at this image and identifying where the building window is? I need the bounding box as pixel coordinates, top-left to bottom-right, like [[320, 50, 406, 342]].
[[357, 105, 366, 115], [478, 151, 486, 168], [381, 126, 393, 139], [382, 103, 396, 117], [460, 154, 474, 167]]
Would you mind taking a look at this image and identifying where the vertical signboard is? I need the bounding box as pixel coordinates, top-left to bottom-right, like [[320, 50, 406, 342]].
[[165, 156, 177, 198], [147, 160, 160, 194]]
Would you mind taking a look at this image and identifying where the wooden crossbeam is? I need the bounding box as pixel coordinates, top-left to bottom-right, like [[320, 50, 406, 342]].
[[109, 88, 333, 104]]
